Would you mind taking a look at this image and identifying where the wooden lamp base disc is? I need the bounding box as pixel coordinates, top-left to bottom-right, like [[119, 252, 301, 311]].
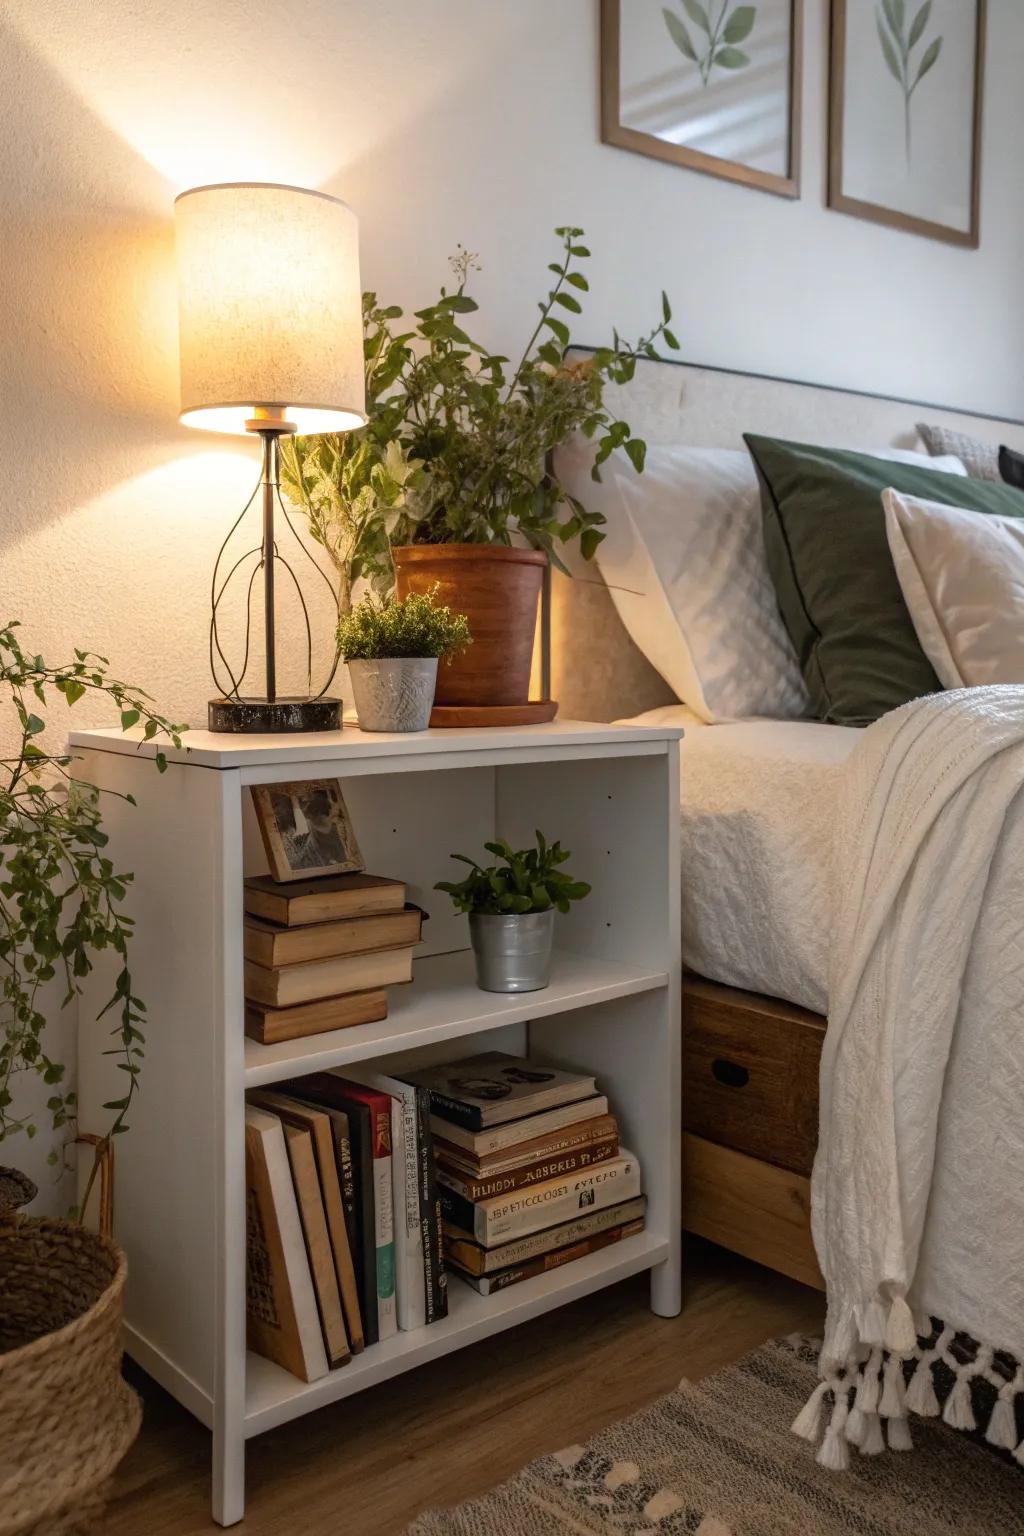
[[428, 700, 559, 729]]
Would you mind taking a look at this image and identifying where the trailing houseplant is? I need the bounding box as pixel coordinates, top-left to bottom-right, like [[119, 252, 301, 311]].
[[436, 832, 591, 993], [0, 619, 183, 1532], [281, 228, 680, 711], [338, 589, 471, 732]]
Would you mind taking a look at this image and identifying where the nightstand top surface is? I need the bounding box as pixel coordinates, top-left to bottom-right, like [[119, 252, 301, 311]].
[[69, 717, 684, 770]]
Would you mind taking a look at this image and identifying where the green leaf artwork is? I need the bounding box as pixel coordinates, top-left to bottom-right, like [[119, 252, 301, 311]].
[[876, 0, 943, 163], [663, 2, 757, 87]]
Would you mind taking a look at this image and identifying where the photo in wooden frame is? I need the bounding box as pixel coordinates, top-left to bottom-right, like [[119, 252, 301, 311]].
[[251, 779, 364, 884], [600, 0, 803, 200], [829, 0, 985, 247]]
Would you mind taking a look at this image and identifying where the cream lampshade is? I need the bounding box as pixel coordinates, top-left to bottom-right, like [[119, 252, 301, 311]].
[[175, 182, 366, 435], [173, 182, 366, 734]]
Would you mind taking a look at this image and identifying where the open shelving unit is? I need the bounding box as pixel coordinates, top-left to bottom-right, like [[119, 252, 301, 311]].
[[73, 718, 682, 1525]]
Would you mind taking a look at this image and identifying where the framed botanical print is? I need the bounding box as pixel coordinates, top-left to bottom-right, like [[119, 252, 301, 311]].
[[600, 0, 803, 199], [829, 0, 986, 247]]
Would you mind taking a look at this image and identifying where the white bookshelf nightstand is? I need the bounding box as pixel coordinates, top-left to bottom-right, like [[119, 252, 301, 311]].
[[72, 719, 682, 1525]]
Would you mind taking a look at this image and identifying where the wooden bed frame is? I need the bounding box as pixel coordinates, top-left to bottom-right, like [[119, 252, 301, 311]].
[[681, 975, 825, 1290]]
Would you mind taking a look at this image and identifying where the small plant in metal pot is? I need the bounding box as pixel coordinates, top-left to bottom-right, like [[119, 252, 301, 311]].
[[435, 832, 591, 993], [338, 588, 471, 733]]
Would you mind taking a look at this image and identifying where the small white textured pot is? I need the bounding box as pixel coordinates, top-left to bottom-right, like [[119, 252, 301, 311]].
[[348, 657, 438, 732]]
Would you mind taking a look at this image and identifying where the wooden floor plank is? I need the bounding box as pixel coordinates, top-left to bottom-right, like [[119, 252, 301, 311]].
[[100, 1240, 824, 1535]]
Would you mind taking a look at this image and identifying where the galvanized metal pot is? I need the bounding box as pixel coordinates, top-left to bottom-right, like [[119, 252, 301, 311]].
[[348, 657, 438, 732], [469, 909, 555, 993]]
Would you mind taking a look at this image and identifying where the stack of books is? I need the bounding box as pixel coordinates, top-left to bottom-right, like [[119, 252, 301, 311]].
[[243, 873, 423, 1044], [404, 1052, 645, 1297], [245, 1069, 447, 1382]]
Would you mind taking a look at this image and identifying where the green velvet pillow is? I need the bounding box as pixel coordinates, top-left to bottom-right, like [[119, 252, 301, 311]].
[[745, 435, 1024, 726]]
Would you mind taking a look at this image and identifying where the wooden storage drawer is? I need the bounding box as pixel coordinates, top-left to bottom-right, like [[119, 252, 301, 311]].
[[682, 976, 826, 1177]]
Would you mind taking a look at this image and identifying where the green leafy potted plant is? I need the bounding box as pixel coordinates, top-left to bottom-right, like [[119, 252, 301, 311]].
[[280, 229, 680, 714], [338, 589, 472, 733], [435, 832, 591, 993], [0, 620, 183, 1534]]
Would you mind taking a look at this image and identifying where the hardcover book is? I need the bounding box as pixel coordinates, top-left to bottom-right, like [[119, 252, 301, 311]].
[[279, 1120, 350, 1368], [244, 1107, 328, 1383], [430, 1096, 609, 1157], [405, 1052, 597, 1130], [244, 988, 388, 1046], [450, 1217, 645, 1296], [443, 1195, 647, 1277], [247, 1090, 364, 1352], [434, 1113, 619, 1178], [243, 944, 414, 1009], [435, 1135, 618, 1203], [244, 905, 423, 969], [439, 1149, 641, 1246], [244, 872, 406, 928]]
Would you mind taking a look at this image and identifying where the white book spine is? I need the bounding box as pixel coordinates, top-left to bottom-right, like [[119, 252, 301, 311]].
[[464, 1152, 641, 1245], [373, 1145, 397, 1342], [390, 1094, 426, 1331]]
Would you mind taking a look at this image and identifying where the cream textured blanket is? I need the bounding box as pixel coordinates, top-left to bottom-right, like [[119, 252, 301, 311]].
[[798, 688, 1024, 1467]]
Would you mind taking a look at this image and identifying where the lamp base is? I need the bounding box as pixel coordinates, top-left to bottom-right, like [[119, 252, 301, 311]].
[[208, 696, 343, 734]]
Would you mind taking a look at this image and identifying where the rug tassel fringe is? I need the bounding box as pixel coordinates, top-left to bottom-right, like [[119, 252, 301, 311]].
[[816, 1396, 851, 1471], [859, 1412, 885, 1456], [884, 1296, 918, 1354], [844, 1406, 866, 1447], [905, 1361, 939, 1417], [879, 1354, 906, 1419], [855, 1349, 882, 1414]]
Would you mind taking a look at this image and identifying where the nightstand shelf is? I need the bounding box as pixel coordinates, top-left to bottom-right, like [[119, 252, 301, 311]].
[[74, 719, 682, 1526]]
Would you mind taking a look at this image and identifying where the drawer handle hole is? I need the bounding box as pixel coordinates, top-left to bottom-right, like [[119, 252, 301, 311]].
[[711, 1058, 749, 1089]]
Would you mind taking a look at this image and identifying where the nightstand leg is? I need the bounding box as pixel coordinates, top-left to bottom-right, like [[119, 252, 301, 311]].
[[650, 1252, 682, 1318]]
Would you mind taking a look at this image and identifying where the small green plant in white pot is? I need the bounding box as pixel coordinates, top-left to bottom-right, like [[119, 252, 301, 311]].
[[435, 832, 591, 993], [338, 589, 471, 733]]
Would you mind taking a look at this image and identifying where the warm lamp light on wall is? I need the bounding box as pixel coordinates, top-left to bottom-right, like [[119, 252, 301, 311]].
[[175, 182, 366, 733]]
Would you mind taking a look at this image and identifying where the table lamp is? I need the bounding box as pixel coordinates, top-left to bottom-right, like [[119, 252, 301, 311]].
[[175, 182, 366, 733]]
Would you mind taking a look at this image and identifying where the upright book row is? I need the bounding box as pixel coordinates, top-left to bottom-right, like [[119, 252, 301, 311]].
[[245, 1068, 446, 1383]]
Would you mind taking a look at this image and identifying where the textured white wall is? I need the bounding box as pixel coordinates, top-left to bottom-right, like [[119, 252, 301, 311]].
[[1, 0, 1021, 1203]]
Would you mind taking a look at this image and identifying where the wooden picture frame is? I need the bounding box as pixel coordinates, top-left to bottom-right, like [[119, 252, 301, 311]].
[[829, 0, 985, 248], [600, 0, 803, 200], [251, 778, 364, 884]]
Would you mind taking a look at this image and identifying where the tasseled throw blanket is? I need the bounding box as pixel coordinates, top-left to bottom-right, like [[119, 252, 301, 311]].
[[794, 689, 1024, 1468]]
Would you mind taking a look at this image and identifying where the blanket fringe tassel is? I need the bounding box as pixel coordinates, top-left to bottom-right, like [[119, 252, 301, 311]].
[[792, 1306, 1024, 1469]]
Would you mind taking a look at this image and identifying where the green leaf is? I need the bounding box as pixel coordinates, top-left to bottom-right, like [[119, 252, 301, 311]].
[[63, 679, 86, 706], [662, 8, 698, 60], [681, 0, 710, 32], [723, 5, 756, 44], [661, 290, 672, 323], [565, 272, 589, 291], [553, 292, 582, 314], [624, 438, 647, 474], [907, 0, 931, 49], [544, 314, 571, 346], [876, 13, 903, 83], [914, 34, 941, 86], [714, 46, 750, 68], [120, 708, 140, 730], [664, 328, 680, 350], [25, 714, 44, 735]]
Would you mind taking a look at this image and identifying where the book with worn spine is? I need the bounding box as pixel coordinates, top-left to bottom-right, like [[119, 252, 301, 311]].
[[431, 1096, 609, 1157], [244, 873, 405, 927], [405, 1052, 597, 1130], [451, 1217, 645, 1295], [244, 1107, 329, 1383], [279, 1120, 349, 1368], [439, 1149, 641, 1246], [435, 1135, 618, 1203], [434, 1113, 619, 1178], [244, 945, 414, 1009], [245, 988, 388, 1046], [244, 905, 423, 969], [326, 1077, 397, 1342], [444, 1196, 647, 1277]]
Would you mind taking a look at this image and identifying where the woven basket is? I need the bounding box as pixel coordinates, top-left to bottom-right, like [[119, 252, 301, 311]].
[[0, 1151, 141, 1536]]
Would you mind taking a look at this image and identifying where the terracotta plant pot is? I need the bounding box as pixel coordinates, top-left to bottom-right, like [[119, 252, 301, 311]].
[[392, 544, 546, 708]]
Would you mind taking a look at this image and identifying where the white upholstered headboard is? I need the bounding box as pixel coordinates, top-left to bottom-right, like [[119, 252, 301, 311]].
[[551, 353, 1024, 722]]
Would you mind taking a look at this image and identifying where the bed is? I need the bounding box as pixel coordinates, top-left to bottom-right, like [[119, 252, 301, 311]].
[[550, 354, 1024, 1464]]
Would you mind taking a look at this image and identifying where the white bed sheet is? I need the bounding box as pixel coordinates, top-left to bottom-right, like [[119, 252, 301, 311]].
[[623, 705, 861, 1014]]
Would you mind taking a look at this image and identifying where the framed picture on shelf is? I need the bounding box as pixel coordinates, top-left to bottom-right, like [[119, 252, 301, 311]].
[[600, 0, 803, 199], [251, 779, 364, 883], [829, 0, 986, 247]]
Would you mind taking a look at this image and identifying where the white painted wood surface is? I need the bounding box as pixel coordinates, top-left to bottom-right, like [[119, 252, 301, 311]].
[[74, 721, 682, 1525]]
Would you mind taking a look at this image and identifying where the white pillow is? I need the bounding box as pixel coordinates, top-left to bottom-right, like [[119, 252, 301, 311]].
[[555, 439, 965, 723], [883, 488, 1024, 688]]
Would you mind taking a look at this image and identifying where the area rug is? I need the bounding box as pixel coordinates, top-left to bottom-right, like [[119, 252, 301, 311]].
[[406, 1335, 1022, 1535]]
